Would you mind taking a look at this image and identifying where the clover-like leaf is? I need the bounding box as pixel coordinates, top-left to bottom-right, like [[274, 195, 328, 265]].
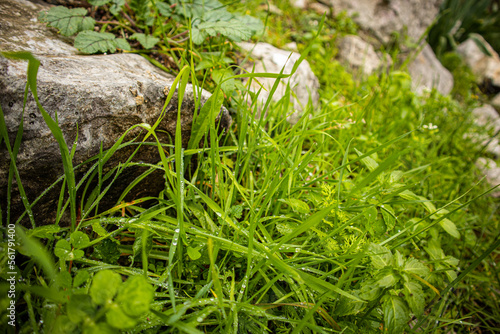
[[116, 275, 154, 317], [39, 6, 95, 36], [54, 239, 83, 261], [70, 231, 90, 249], [90, 270, 122, 305], [130, 33, 160, 49], [187, 246, 202, 260], [73, 270, 90, 288], [106, 302, 138, 329]]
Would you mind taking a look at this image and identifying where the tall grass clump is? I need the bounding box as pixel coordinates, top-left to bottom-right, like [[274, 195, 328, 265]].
[[1, 0, 499, 333]]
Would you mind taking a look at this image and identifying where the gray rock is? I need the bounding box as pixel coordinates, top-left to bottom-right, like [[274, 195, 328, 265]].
[[238, 42, 319, 124], [475, 158, 500, 197], [472, 104, 500, 134], [492, 93, 500, 110], [408, 43, 454, 96], [457, 35, 500, 89], [326, 0, 442, 44], [0, 0, 231, 226], [337, 35, 382, 76]]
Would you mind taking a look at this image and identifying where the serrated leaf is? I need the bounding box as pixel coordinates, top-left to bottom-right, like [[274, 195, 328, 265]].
[[110, 0, 125, 16], [363, 206, 378, 235], [196, 19, 254, 42], [156, 2, 173, 17], [404, 281, 424, 316], [368, 243, 393, 269], [130, 33, 159, 49], [90, 270, 122, 305], [74, 31, 119, 54], [398, 189, 420, 201], [381, 205, 396, 231], [383, 295, 409, 334], [191, 28, 207, 45], [87, 0, 110, 6], [403, 258, 429, 277], [115, 38, 131, 50], [70, 231, 90, 249], [187, 246, 202, 260], [39, 6, 95, 36], [92, 239, 121, 264], [282, 198, 310, 214], [374, 270, 397, 288], [439, 218, 460, 239], [389, 170, 404, 183], [394, 250, 404, 268]]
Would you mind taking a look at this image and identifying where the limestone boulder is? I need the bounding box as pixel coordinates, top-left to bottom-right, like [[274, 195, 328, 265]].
[[238, 42, 319, 124], [0, 0, 231, 226], [457, 35, 500, 91], [336, 35, 383, 76], [408, 43, 454, 96], [326, 0, 442, 44], [475, 158, 500, 197]]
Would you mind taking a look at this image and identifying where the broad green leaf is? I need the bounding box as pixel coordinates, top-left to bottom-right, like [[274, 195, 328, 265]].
[[187, 90, 224, 150], [73, 270, 90, 288], [403, 258, 429, 277], [389, 170, 404, 183], [26, 225, 61, 239], [115, 38, 131, 51], [67, 294, 95, 324], [383, 295, 409, 334], [354, 148, 378, 172], [87, 0, 110, 5], [55, 270, 73, 289], [374, 271, 397, 288], [196, 19, 254, 42], [70, 231, 90, 249], [39, 6, 95, 36], [381, 204, 396, 231], [191, 28, 207, 45], [398, 189, 420, 201], [363, 206, 378, 235], [90, 270, 122, 305], [359, 281, 381, 301], [212, 68, 235, 96], [394, 250, 404, 268], [404, 281, 424, 316], [92, 221, 108, 237], [106, 302, 138, 329], [92, 239, 121, 263], [279, 198, 310, 214], [116, 275, 154, 317], [187, 246, 202, 260], [130, 33, 160, 49], [156, 2, 173, 17], [74, 31, 119, 54], [368, 243, 393, 269], [439, 218, 460, 239]]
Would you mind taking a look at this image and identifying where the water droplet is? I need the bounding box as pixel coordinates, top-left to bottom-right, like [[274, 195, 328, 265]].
[[295, 248, 300, 252], [174, 228, 180, 233], [197, 317, 203, 322]]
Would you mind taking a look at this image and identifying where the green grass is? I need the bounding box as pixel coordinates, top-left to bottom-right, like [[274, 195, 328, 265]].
[[1, 1, 500, 333]]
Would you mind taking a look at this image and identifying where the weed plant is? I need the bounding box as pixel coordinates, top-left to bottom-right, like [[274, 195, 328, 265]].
[[1, 1, 500, 333]]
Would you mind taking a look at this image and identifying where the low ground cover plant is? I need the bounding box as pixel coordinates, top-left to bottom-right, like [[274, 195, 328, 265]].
[[1, 0, 499, 333]]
